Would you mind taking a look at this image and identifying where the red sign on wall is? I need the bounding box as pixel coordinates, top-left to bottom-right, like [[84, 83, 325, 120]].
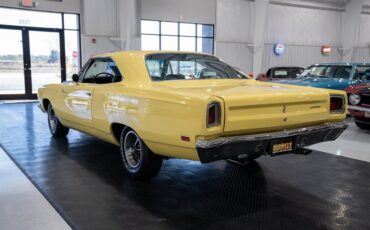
[[21, 0, 33, 7], [321, 46, 332, 55], [72, 51, 78, 58]]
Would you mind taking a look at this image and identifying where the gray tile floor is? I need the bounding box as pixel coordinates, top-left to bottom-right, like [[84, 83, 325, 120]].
[[311, 120, 370, 162], [0, 148, 71, 230]]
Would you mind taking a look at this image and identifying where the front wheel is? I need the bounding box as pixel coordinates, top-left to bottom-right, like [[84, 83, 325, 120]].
[[47, 104, 69, 137], [355, 121, 370, 130], [120, 128, 163, 179]]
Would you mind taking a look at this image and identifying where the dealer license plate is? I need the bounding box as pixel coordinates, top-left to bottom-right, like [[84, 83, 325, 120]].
[[365, 112, 370, 118], [271, 140, 293, 155]]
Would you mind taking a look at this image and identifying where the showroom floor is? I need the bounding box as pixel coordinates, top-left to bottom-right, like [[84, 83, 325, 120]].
[[0, 102, 370, 230]]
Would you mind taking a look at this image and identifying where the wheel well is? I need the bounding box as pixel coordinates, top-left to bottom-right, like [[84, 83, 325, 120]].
[[111, 123, 128, 143], [43, 99, 51, 111]]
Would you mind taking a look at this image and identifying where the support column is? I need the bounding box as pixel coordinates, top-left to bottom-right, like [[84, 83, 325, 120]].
[[341, 0, 362, 62], [118, 0, 141, 50], [252, 0, 269, 77]]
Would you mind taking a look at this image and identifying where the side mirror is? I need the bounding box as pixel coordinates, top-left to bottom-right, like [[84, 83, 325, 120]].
[[72, 74, 79, 82]]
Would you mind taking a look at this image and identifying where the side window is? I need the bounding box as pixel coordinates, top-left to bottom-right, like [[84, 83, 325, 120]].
[[329, 66, 352, 79], [106, 61, 123, 83], [81, 59, 122, 84], [290, 68, 303, 78], [272, 68, 289, 78]]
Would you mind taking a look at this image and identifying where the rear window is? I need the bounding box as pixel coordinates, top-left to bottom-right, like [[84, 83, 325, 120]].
[[145, 53, 247, 81], [301, 65, 352, 79]]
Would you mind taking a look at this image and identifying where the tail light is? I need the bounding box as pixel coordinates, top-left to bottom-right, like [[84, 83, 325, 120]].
[[207, 102, 221, 128], [330, 95, 345, 113]]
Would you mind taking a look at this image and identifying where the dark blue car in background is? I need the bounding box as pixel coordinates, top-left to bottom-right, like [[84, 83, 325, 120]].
[[275, 63, 370, 90]]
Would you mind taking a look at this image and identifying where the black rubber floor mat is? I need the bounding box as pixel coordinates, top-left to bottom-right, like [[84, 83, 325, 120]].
[[1, 103, 369, 230]]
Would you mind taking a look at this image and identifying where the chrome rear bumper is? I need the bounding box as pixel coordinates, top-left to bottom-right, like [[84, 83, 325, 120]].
[[348, 105, 370, 113], [196, 122, 348, 163]]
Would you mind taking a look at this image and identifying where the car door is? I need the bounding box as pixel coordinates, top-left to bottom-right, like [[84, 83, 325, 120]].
[[60, 58, 108, 128]]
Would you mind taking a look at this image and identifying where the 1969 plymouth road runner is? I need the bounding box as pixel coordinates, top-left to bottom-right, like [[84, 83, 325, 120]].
[[38, 51, 348, 179]]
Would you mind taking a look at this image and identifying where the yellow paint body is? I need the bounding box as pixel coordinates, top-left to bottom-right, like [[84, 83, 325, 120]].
[[38, 51, 347, 161]]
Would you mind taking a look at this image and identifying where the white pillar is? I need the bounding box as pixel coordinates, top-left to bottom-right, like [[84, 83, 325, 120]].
[[341, 0, 362, 62], [252, 0, 269, 77], [118, 0, 141, 50]]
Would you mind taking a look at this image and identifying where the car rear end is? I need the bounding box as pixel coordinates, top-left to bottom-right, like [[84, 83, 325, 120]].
[[196, 85, 348, 163]]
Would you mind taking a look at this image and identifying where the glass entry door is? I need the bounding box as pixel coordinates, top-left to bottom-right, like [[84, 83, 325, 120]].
[[0, 28, 25, 96], [29, 30, 62, 94], [0, 27, 65, 99]]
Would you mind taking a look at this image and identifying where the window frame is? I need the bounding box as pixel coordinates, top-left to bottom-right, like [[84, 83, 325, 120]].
[[144, 52, 247, 82], [141, 19, 215, 54], [80, 57, 123, 84]]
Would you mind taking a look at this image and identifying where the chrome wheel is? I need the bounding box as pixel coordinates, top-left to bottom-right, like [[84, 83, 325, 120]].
[[123, 131, 143, 169], [48, 107, 58, 133]]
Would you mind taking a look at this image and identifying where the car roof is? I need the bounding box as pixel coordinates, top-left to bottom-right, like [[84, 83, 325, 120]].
[[270, 66, 304, 69], [94, 50, 214, 59], [311, 62, 370, 66], [90, 50, 219, 85]]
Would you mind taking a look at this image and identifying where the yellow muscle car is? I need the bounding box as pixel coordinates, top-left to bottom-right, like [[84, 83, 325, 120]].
[[38, 51, 348, 179]]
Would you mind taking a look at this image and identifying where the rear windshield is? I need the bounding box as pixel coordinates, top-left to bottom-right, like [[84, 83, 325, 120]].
[[145, 53, 247, 81]]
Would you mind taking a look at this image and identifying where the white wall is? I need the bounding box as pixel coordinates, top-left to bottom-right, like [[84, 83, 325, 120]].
[[263, 44, 341, 68], [0, 0, 81, 13], [353, 14, 370, 63], [3, 0, 370, 70], [141, 0, 216, 24], [81, 36, 120, 63], [215, 0, 254, 72], [263, 3, 343, 70], [81, 0, 121, 63], [82, 0, 118, 36]]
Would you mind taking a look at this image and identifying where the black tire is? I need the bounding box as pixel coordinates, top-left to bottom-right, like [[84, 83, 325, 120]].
[[120, 128, 162, 179], [355, 121, 370, 130], [47, 104, 69, 137]]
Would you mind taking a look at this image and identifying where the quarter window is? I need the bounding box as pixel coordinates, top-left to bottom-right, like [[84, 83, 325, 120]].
[[81, 59, 122, 84]]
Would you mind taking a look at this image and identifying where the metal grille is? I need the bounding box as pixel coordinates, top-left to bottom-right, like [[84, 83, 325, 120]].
[[361, 94, 370, 106]]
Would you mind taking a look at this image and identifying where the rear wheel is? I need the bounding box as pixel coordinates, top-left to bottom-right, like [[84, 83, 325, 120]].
[[120, 128, 162, 179], [355, 121, 370, 130], [47, 104, 69, 137]]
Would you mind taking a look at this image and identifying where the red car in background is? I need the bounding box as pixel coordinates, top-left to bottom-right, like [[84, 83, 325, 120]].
[[256, 66, 304, 81], [346, 83, 370, 130]]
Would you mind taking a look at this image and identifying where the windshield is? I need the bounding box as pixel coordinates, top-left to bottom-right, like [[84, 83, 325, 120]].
[[299, 65, 352, 79], [145, 53, 247, 81]]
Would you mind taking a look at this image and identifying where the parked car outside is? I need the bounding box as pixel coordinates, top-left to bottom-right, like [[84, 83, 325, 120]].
[[37, 51, 348, 179], [257, 66, 304, 81], [345, 83, 370, 129], [275, 63, 370, 90]]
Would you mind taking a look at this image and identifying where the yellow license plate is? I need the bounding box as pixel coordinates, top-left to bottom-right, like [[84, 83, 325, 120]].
[[272, 141, 293, 154]]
